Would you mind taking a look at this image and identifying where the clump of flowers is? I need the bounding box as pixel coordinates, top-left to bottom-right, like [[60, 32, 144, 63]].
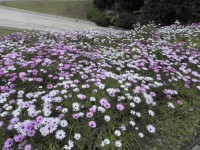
[[0, 22, 199, 149]]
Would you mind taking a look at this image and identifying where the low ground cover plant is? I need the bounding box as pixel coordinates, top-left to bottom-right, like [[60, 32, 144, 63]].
[[0, 23, 200, 149]]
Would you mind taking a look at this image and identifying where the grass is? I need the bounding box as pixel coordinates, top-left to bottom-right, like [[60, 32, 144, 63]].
[[0, 27, 21, 36], [0, 0, 93, 20]]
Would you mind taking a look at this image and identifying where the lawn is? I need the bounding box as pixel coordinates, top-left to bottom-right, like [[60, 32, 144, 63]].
[[0, 27, 21, 36], [0, 0, 93, 20], [0, 23, 199, 150]]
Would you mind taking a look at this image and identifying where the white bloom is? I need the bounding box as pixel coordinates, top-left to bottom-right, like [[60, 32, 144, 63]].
[[115, 140, 122, 147], [133, 96, 141, 103], [61, 90, 67, 94], [100, 141, 105, 147], [104, 139, 110, 145], [55, 130, 66, 140], [104, 115, 111, 122], [74, 133, 81, 140], [148, 110, 155, 116], [114, 130, 121, 136], [136, 112, 141, 117], [62, 108, 68, 113], [168, 102, 175, 109], [130, 102, 135, 107], [60, 120, 68, 127], [72, 102, 80, 111], [63, 140, 74, 150], [98, 106, 105, 113], [130, 121, 135, 126], [90, 97, 96, 101], [78, 112, 84, 117], [147, 124, 156, 133], [139, 132, 144, 138], [130, 110, 136, 115]]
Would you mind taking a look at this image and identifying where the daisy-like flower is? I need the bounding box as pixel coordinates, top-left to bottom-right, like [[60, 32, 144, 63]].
[[116, 103, 125, 111], [130, 121, 135, 126], [88, 121, 96, 128], [100, 141, 105, 147], [104, 115, 111, 122], [104, 138, 110, 145], [63, 140, 74, 150], [168, 102, 175, 109], [115, 140, 122, 147], [148, 110, 155, 116], [114, 130, 121, 136], [74, 133, 81, 140], [24, 144, 31, 150], [139, 132, 144, 138], [55, 129, 66, 140], [60, 120, 68, 127], [147, 124, 156, 133]]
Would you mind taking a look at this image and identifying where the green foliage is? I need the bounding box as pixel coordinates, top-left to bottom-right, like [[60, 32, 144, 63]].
[[87, 8, 109, 27], [92, 0, 200, 28], [140, 0, 200, 25], [114, 13, 138, 29]]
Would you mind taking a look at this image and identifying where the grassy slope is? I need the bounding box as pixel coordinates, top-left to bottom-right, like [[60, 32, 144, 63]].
[[0, 1, 93, 20], [0, 27, 21, 36]]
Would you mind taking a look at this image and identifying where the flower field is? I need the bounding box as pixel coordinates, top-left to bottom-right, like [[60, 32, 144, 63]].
[[0, 23, 200, 150]]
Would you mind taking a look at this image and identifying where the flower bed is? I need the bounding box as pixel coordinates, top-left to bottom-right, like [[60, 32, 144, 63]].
[[0, 23, 200, 150]]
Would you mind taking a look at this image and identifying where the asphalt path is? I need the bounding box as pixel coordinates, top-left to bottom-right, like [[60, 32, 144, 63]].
[[0, 5, 112, 32]]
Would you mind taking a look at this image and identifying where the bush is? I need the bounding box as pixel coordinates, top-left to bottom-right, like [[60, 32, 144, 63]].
[[114, 13, 137, 29], [87, 8, 109, 27], [140, 0, 200, 25]]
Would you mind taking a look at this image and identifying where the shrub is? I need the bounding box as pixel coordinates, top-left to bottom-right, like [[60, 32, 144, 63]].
[[114, 13, 137, 29], [87, 8, 109, 27], [140, 0, 200, 25]]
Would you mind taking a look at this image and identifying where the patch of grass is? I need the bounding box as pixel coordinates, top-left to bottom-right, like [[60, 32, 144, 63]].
[[0, 1, 93, 20], [0, 27, 21, 36]]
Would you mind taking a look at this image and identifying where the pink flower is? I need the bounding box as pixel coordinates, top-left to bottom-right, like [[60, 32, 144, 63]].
[[116, 103, 125, 111], [89, 121, 96, 128], [177, 100, 183, 105], [86, 112, 94, 118], [77, 94, 86, 100], [72, 113, 80, 119]]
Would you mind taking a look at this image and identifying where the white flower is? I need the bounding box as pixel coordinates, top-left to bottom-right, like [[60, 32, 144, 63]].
[[90, 97, 96, 101], [147, 124, 156, 133], [139, 132, 144, 138], [63, 140, 74, 150], [100, 141, 105, 147], [148, 110, 155, 116], [168, 102, 175, 109], [61, 90, 67, 94], [130, 102, 135, 108], [97, 106, 105, 113], [133, 96, 141, 103], [62, 108, 68, 113], [72, 102, 80, 111], [104, 115, 111, 122], [74, 133, 81, 140], [114, 130, 121, 136], [60, 120, 68, 127], [104, 139, 110, 145], [130, 121, 135, 126], [55, 130, 66, 140], [130, 110, 136, 115], [115, 140, 122, 147], [136, 112, 141, 117]]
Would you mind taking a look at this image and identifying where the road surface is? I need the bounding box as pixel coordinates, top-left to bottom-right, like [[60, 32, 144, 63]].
[[0, 5, 112, 32]]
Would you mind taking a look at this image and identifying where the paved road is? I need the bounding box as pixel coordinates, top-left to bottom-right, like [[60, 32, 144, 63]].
[[0, 6, 111, 32]]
